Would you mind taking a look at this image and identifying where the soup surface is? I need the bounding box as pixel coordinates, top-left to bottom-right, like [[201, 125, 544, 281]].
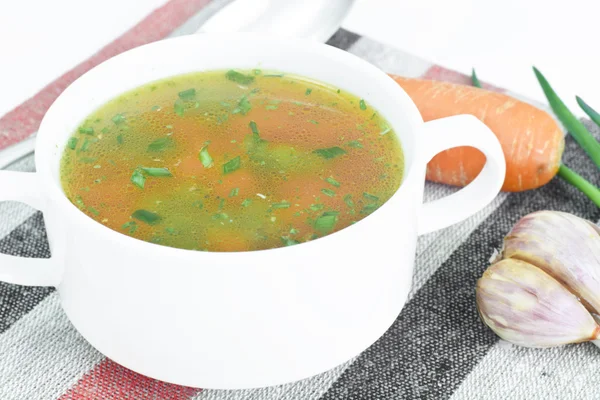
[[60, 70, 404, 252]]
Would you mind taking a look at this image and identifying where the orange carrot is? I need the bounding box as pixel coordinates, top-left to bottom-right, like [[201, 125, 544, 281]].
[[390, 75, 564, 192]]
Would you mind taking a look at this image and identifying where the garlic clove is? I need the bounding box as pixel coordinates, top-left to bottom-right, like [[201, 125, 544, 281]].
[[503, 210, 600, 314], [476, 258, 600, 347]]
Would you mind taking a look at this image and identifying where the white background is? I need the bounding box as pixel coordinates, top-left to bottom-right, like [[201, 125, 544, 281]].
[[1, 0, 599, 118]]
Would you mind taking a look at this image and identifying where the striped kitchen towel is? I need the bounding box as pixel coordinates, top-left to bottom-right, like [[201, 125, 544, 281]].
[[2, 1, 600, 399]]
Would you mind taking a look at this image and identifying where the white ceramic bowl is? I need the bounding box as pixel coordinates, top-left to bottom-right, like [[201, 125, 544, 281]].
[[0, 33, 505, 389]]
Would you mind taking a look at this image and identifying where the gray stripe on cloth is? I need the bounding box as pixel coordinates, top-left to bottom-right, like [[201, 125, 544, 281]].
[[326, 28, 361, 49], [0, 153, 37, 238], [0, 212, 54, 334], [0, 292, 104, 400], [319, 123, 600, 399]]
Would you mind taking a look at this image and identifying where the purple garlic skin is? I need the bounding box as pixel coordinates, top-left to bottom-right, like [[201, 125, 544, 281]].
[[476, 259, 600, 347], [503, 210, 600, 314]]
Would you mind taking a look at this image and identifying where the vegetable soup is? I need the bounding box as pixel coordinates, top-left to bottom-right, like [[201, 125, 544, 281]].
[[60, 70, 404, 252]]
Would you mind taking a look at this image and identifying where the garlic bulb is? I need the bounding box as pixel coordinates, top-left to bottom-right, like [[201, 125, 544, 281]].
[[476, 210, 600, 348]]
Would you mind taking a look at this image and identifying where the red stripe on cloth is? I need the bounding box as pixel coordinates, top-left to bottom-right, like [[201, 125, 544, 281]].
[[58, 359, 200, 400], [0, 0, 212, 151], [422, 65, 506, 92]]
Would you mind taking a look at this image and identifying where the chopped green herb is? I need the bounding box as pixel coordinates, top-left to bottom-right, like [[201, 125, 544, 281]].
[[121, 221, 138, 234], [380, 126, 391, 136], [101, 127, 109, 134], [132, 209, 161, 225], [313, 147, 346, 159], [359, 99, 367, 110], [249, 121, 260, 135], [80, 139, 91, 152], [212, 212, 229, 220], [310, 204, 324, 211], [281, 236, 300, 246], [226, 70, 255, 85], [93, 164, 101, 169], [232, 95, 252, 115], [253, 69, 262, 75], [219, 198, 225, 210], [363, 192, 379, 202], [223, 156, 241, 174], [131, 169, 145, 188], [314, 213, 337, 233], [360, 204, 379, 214], [321, 188, 336, 197], [148, 137, 174, 152], [241, 198, 253, 207], [290, 228, 299, 235], [199, 145, 214, 168], [174, 100, 185, 116], [229, 187, 239, 197], [178, 88, 196, 100], [266, 105, 278, 110], [165, 227, 180, 235], [112, 114, 125, 125], [141, 167, 172, 177], [117, 134, 124, 144], [67, 137, 78, 150], [336, 89, 341, 94], [371, 113, 377, 120], [78, 127, 94, 135], [264, 74, 284, 78], [74, 195, 85, 209], [271, 202, 291, 209], [88, 206, 99, 216], [79, 157, 97, 164], [305, 88, 312, 95], [343, 194, 355, 208], [346, 140, 363, 149], [322, 211, 340, 217], [308, 119, 319, 125], [151, 105, 160, 111], [325, 177, 340, 187], [471, 68, 482, 88], [192, 200, 204, 209]]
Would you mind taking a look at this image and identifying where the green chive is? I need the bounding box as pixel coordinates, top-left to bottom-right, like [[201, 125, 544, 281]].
[[232, 95, 251, 115], [290, 228, 299, 235], [309, 119, 319, 125], [140, 167, 172, 177], [266, 105, 278, 110], [229, 187, 239, 197], [249, 120, 260, 135], [165, 227, 179, 235], [343, 194, 355, 208], [132, 209, 161, 225], [67, 137, 78, 150], [363, 192, 379, 202], [305, 88, 312, 95], [314, 214, 337, 233], [264, 74, 284, 78], [271, 202, 291, 209], [117, 134, 124, 144], [534, 67, 600, 169], [313, 147, 347, 159], [557, 164, 600, 207], [242, 198, 252, 207], [281, 236, 300, 246], [88, 206, 99, 216], [219, 198, 225, 211], [336, 89, 341, 94], [74, 195, 85, 209], [359, 99, 367, 110], [121, 221, 138, 234], [325, 177, 340, 187], [253, 69, 262, 75], [80, 139, 91, 152], [576, 96, 600, 128], [148, 137, 174, 152], [101, 127, 109, 134], [131, 169, 145, 188], [226, 70, 255, 85], [112, 114, 125, 125], [322, 211, 340, 216], [192, 200, 204, 209], [310, 204, 324, 211], [78, 127, 94, 135], [346, 140, 363, 149], [380, 126, 391, 136], [360, 204, 379, 214], [174, 100, 185, 116], [199, 145, 214, 168], [321, 188, 336, 197], [471, 68, 482, 88], [178, 88, 196, 100], [223, 156, 241, 174]]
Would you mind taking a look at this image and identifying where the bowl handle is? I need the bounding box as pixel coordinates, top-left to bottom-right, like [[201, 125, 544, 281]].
[[0, 171, 61, 286], [417, 115, 506, 235]]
